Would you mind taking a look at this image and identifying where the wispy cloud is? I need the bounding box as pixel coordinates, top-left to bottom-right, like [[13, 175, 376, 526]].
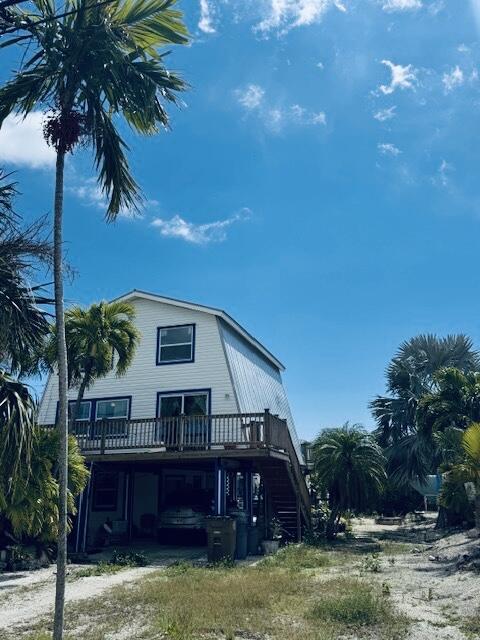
[[379, 60, 417, 95], [442, 65, 464, 92], [198, 0, 216, 33], [235, 85, 326, 132], [0, 112, 55, 169], [378, 142, 401, 156], [151, 208, 252, 244], [68, 177, 105, 207], [373, 106, 397, 121], [382, 0, 422, 11], [235, 84, 265, 110], [434, 159, 454, 187], [254, 0, 346, 35]]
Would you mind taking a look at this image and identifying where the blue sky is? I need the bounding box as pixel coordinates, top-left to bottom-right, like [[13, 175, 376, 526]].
[[1, 0, 480, 440]]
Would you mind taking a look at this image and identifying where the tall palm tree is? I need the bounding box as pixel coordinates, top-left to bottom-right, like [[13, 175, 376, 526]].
[[417, 368, 480, 437], [312, 423, 387, 538], [0, 171, 52, 485], [0, 173, 52, 374], [448, 423, 480, 530], [0, 2, 188, 636], [44, 300, 140, 419], [371, 335, 480, 447]]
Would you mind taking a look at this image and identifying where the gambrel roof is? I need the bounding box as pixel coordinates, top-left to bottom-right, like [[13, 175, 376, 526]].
[[113, 289, 285, 371]]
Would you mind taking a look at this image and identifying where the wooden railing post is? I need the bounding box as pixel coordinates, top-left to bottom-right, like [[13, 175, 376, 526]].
[[264, 408, 271, 447], [100, 421, 106, 455]]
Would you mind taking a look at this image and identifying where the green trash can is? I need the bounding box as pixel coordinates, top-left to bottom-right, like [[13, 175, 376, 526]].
[[205, 516, 236, 563], [229, 509, 249, 559]]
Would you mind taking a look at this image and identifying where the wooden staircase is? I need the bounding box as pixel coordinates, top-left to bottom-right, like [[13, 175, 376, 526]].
[[256, 413, 311, 541]]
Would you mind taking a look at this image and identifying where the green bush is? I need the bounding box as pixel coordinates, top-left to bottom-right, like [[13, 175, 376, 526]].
[[110, 549, 147, 567], [310, 580, 388, 627], [262, 543, 331, 570]]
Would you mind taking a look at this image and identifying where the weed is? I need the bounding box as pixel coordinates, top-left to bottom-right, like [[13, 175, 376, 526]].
[[260, 543, 331, 569], [361, 553, 382, 573]]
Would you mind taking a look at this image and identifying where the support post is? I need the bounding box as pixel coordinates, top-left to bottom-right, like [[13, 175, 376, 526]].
[[296, 496, 302, 543], [126, 468, 135, 541], [214, 459, 225, 516], [246, 469, 253, 525], [80, 462, 94, 553]]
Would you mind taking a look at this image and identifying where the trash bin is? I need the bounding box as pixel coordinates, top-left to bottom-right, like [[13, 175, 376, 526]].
[[205, 516, 236, 563], [228, 509, 248, 559], [247, 524, 260, 555]]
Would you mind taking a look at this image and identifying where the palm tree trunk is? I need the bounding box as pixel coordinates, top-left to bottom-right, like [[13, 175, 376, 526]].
[[52, 148, 68, 640], [72, 374, 89, 423]]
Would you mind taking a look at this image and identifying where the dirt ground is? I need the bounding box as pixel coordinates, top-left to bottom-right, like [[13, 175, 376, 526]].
[[352, 516, 480, 640], [0, 545, 206, 634], [0, 518, 478, 639]]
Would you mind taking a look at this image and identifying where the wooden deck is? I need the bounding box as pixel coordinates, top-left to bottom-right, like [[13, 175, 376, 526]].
[[45, 410, 294, 457], [43, 410, 311, 537]]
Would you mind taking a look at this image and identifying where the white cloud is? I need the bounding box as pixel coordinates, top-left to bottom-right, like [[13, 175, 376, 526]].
[[311, 111, 327, 125], [198, 0, 216, 33], [151, 208, 252, 245], [458, 43, 470, 53], [0, 112, 55, 169], [379, 60, 417, 94], [378, 142, 401, 156], [316, 61, 325, 70], [68, 177, 105, 207], [442, 65, 464, 92], [382, 0, 422, 11], [254, 0, 346, 34], [436, 159, 453, 187], [236, 84, 265, 109], [235, 85, 326, 132], [373, 106, 397, 121]]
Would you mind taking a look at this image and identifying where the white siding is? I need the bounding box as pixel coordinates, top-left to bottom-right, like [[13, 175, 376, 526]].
[[38, 297, 238, 424], [219, 320, 304, 464]]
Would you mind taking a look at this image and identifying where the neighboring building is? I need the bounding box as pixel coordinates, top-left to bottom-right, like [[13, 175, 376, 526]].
[[39, 290, 310, 551]]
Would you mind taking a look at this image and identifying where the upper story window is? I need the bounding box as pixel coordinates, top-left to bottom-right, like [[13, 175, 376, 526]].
[[95, 398, 130, 420], [68, 400, 92, 421], [156, 324, 195, 365]]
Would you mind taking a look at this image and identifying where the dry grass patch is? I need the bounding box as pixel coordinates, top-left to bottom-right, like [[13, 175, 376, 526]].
[[6, 546, 408, 640]]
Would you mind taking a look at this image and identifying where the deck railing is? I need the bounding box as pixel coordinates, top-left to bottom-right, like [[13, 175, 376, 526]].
[[43, 411, 291, 455], [43, 409, 310, 525]]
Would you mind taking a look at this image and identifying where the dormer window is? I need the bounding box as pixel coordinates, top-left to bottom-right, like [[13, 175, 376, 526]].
[[156, 324, 195, 365]]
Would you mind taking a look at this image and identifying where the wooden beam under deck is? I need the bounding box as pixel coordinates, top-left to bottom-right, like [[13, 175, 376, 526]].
[[82, 446, 290, 464]]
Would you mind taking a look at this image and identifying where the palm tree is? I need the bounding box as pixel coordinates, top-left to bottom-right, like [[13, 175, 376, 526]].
[[0, 171, 52, 485], [448, 423, 480, 531], [417, 368, 480, 437], [371, 335, 480, 447], [0, 429, 89, 544], [0, 173, 52, 374], [312, 423, 387, 538], [44, 300, 140, 420], [0, 2, 188, 635]]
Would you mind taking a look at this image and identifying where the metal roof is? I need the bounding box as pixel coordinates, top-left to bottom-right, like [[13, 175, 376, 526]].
[[112, 289, 285, 371]]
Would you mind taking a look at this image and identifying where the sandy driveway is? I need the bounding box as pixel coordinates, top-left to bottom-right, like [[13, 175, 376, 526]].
[[0, 546, 206, 633]]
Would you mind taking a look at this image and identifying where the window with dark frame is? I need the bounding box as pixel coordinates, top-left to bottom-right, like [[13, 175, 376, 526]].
[[157, 324, 195, 364], [92, 472, 119, 511], [68, 400, 92, 421]]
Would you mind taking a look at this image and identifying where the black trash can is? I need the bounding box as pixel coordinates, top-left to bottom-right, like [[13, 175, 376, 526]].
[[229, 509, 248, 559], [247, 524, 260, 555], [205, 516, 236, 563]]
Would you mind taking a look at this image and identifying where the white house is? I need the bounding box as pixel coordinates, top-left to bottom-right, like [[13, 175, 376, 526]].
[[39, 290, 309, 551]]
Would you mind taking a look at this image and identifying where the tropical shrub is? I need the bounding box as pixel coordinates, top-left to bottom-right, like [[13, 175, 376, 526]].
[[0, 430, 88, 544], [312, 423, 387, 538]]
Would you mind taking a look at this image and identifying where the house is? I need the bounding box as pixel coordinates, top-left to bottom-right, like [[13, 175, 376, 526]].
[[38, 290, 310, 552]]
